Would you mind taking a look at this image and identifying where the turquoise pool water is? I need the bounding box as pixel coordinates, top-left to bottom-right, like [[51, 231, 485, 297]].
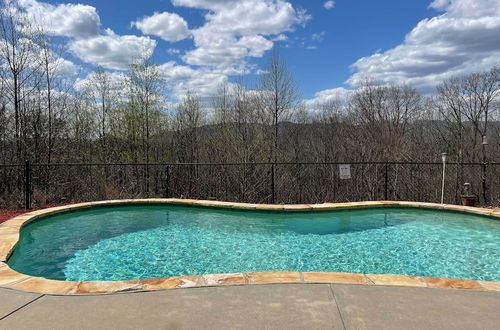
[[7, 205, 500, 282]]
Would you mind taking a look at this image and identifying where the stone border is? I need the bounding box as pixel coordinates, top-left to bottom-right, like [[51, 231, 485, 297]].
[[0, 199, 499, 295]]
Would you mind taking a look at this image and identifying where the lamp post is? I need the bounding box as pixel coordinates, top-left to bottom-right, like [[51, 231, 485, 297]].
[[481, 135, 488, 205], [441, 153, 447, 204]]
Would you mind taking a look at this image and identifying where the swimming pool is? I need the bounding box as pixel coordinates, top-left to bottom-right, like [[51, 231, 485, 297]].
[[7, 203, 500, 282]]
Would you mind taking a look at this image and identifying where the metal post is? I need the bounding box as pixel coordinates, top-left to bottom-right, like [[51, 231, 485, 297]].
[[482, 161, 487, 205], [384, 163, 388, 200], [481, 136, 488, 205], [24, 160, 31, 210], [165, 165, 170, 198], [271, 163, 275, 204], [441, 153, 447, 204]]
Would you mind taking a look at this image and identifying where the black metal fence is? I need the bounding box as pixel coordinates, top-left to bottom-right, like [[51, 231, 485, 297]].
[[0, 161, 499, 209]]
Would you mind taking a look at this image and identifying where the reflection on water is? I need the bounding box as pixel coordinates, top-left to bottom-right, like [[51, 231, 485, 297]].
[[283, 212, 400, 235]]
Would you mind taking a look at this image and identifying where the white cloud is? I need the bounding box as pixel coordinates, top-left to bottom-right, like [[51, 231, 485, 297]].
[[271, 34, 289, 42], [324, 1, 335, 10], [63, 0, 310, 98], [158, 61, 228, 99], [158, 61, 195, 81], [0, 35, 79, 77], [132, 12, 190, 42], [18, 0, 100, 38], [74, 71, 128, 93], [429, 0, 500, 18], [196, 0, 308, 36], [182, 31, 274, 68], [177, 70, 228, 98], [304, 87, 352, 110], [172, 0, 233, 9], [174, 0, 310, 69], [238, 35, 273, 57], [52, 58, 78, 76], [69, 29, 157, 70], [347, 0, 500, 91]]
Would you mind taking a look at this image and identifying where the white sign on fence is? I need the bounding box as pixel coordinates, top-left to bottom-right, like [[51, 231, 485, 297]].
[[339, 164, 351, 180]]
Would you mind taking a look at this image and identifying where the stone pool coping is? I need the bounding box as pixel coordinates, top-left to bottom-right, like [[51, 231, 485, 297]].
[[0, 199, 499, 295]]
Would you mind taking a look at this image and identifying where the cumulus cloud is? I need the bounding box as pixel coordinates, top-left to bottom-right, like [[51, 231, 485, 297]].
[[429, 0, 500, 18], [132, 12, 190, 42], [161, 0, 311, 100], [304, 87, 352, 110], [324, 1, 335, 10], [157, 61, 228, 99], [174, 0, 310, 69], [20, 0, 309, 101], [271, 34, 288, 42], [74, 71, 128, 92], [18, 0, 100, 38], [69, 29, 157, 70], [16, 0, 164, 75], [52, 58, 78, 76], [0, 35, 79, 77], [347, 0, 500, 91], [193, 0, 309, 36], [171, 0, 233, 9], [158, 61, 195, 81], [183, 33, 270, 67]]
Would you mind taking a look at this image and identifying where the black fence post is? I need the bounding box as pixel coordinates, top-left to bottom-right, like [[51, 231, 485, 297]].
[[165, 165, 170, 198], [384, 163, 389, 200], [271, 163, 276, 204], [481, 161, 488, 206], [24, 160, 31, 210]]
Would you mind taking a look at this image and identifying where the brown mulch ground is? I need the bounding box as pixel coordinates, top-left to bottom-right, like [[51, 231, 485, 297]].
[[0, 204, 66, 224], [0, 210, 31, 223]]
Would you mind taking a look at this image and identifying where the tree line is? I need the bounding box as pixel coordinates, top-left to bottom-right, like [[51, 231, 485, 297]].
[[1, 1, 499, 207]]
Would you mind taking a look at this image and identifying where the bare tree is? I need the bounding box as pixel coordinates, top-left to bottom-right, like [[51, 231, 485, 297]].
[[38, 30, 70, 163], [175, 91, 203, 163], [259, 52, 301, 162], [435, 67, 499, 203], [81, 67, 117, 161], [127, 58, 163, 163], [0, 0, 42, 161], [350, 81, 422, 161]]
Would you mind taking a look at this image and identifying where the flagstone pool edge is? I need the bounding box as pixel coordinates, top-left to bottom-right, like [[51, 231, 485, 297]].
[[0, 199, 498, 295]]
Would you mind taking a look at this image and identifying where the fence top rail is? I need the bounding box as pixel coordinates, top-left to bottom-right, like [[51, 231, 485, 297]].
[[1, 161, 499, 168]]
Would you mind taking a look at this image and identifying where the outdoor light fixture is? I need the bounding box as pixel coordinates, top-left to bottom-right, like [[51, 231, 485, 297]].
[[441, 153, 447, 204]]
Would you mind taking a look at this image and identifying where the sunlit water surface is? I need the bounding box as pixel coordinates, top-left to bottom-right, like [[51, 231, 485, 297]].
[[7, 205, 500, 282]]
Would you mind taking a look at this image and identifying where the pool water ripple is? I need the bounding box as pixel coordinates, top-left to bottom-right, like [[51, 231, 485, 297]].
[[7, 205, 500, 282]]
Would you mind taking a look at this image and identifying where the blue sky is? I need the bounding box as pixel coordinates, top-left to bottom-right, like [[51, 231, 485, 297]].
[[271, 1, 437, 97], [17, 0, 500, 104]]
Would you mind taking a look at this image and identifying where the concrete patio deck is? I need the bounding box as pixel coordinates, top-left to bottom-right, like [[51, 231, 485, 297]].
[[0, 283, 499, 330]]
